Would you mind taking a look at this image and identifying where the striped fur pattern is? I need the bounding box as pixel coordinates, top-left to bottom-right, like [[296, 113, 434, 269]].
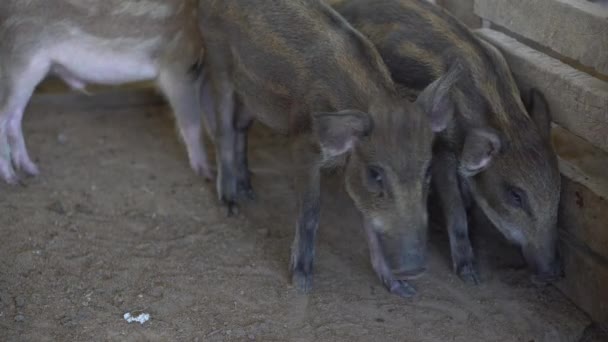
[[199, 0, 460, 296], [331, 0, 562, 284]]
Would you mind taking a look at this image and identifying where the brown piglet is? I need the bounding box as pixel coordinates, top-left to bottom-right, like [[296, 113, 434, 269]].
[[198, 0, 463, 296], [330, 0, 562, 285]]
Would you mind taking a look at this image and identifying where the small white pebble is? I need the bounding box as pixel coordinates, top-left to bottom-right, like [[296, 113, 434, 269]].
[[123, 312, 150, 324]]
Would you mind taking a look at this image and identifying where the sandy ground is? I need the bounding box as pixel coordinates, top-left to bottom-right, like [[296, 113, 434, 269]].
[[0, 86, 597, 341]]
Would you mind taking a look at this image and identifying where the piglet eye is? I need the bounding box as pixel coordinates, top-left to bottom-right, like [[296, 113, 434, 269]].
[[511, 190, 522, 206], [506, 185, 527, 209], [367, 166, 384, 192]]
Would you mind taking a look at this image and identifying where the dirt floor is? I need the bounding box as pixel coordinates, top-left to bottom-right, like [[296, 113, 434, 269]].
[[0, 86, 597, 341]]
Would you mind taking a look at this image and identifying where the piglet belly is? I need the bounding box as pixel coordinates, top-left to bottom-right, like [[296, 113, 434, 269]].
[[48, 39, 159, 86]]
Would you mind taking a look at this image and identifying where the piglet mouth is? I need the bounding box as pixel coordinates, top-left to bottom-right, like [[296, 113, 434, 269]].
[[393, 266, 427, 280]]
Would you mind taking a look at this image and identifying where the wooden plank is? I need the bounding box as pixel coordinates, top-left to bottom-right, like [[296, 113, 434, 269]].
[[474, 0, 608, 75], [436, 0, 481, 28], [553, 125, 608, 324], [476, 28, 608, 154]]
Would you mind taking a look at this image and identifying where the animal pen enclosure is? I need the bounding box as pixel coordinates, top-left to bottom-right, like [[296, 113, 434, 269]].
[[0, 0, 607, 341], [438, 0, 608, 335]]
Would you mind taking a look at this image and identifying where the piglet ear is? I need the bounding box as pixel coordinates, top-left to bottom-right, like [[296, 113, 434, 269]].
[[415, 62, 462, 132], [312, 110, 373, 158], [460, 128, 502, 177], [522, 88, 552, 141]]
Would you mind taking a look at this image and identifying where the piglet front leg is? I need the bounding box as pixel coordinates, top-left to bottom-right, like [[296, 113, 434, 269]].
[[432, 148, 479, 285], [289, 136, 322, 293]]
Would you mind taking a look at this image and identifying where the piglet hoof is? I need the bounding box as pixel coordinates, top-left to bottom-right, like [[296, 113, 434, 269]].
[[190, 161, 214, 182], [223, 201, 239, 217], [0, 164, 19, 185], [291, 269, 313, 294], [17, 159, 39, 177], [220, 191, 239, 216], [457, 264, 480, 285], [203, 172, 214, 183], [387, 279, 416, 298], [3, 173, 19, 185]]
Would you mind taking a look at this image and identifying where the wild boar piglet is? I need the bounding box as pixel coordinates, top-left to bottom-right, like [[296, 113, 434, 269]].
[[331, 0, 562, 284], [199, 0, 462, 296]]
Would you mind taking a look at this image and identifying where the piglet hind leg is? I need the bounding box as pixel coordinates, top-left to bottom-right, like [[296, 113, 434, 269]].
[[0, 59, 50, 183], [289, 189, 320, 293], [158, 68, 213, 181], [210, 75, 240, 216], [6, 106, 39, 177], [363, 222, 417, 298]]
